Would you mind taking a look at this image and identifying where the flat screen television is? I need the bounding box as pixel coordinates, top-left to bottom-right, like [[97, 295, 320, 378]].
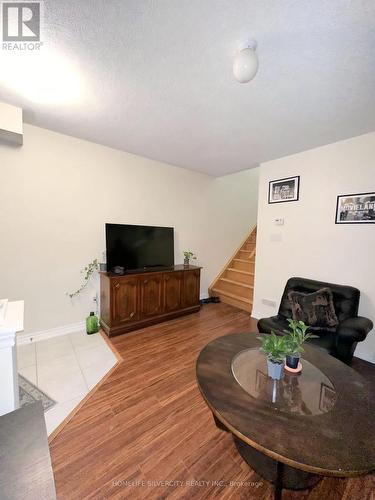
[[105, 223, 174, 273]]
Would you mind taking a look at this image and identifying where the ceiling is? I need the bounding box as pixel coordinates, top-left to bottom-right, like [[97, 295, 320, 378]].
[[1, 0, 375, 176]]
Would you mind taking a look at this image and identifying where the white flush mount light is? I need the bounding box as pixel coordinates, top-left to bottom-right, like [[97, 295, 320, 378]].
[[233, 40, 258, 83]]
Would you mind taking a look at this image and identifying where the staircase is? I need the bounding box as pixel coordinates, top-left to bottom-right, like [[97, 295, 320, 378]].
[[209, 226, 256, 313]]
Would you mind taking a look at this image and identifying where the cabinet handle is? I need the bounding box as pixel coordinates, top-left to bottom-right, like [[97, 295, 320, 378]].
[[114, 282, 120, 289], [130, 312, 135, 318]]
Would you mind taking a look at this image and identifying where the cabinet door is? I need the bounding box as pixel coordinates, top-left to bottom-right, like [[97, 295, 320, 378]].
[[139, 275, 163, 317], [183, 270, 200, 307], [163, 272, 183, 312], [112, 278, 139, 325]]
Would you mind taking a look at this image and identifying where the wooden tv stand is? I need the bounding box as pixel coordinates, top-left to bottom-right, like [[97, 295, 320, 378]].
[[100, 265, 201, 337]]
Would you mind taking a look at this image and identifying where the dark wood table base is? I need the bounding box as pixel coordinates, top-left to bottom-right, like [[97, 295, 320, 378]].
[[233, 437, 321, 494], [213, 415, 321, 499]]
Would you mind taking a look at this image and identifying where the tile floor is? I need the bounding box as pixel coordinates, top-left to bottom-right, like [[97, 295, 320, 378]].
[[17, 330, 118, 435]]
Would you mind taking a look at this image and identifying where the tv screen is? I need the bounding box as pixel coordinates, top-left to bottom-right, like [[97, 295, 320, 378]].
[[105, 224, 174, 273]]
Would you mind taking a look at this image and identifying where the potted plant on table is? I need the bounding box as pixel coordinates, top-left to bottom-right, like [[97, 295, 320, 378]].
[[284, 319, 318, 370], [183, 250, 197, 267], [257, 332, 288, 380]]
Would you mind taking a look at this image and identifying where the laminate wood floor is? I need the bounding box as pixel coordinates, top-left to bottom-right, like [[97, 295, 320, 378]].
[[50, 303, 375, 499]]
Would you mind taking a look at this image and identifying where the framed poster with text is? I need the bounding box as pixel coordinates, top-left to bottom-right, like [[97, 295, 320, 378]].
[[335, 192, 375, 224]]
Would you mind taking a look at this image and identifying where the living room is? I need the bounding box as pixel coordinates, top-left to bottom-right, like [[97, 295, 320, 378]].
[[0, 1, 374, 499]]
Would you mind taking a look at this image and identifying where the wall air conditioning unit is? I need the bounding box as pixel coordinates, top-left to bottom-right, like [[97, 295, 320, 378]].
[[0, 102, 23, 146]]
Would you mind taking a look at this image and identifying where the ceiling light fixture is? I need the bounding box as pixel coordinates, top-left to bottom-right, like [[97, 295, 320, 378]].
[[233, 40, 258, 83]]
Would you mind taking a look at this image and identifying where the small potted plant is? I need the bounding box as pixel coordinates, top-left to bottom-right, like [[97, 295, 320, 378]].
[[284, 319, 318, 369], [257, 332, 288, 380], [183, 250, 197, 267]]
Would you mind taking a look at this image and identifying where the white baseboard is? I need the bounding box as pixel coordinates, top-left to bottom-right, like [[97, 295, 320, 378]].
[[250, 309, 261, 320], [17, 291, 208, 345], [17, 321, 85, 345], [355, 353, 374, 363]]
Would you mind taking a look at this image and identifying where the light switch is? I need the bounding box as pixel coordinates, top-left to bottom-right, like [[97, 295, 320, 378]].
[[274, 218, 284, 225]]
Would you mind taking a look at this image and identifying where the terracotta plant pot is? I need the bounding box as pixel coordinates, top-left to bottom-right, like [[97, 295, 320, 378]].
[[267, 359, 284, 380]]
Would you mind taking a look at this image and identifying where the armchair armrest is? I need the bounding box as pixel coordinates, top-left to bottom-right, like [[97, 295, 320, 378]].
[[337, 317, 373, 342]]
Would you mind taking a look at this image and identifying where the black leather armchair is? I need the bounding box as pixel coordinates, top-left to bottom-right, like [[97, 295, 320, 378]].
[[257, 277, 373, 364]]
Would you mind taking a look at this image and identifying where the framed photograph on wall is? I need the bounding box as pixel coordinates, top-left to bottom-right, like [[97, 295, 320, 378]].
[[268, 176, 300, 204], [335, 192, 375, 224]]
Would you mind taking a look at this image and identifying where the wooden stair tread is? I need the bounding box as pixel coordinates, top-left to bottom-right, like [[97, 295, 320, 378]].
[[227, 268, 254, 276], [209, 225, 256, 314], [211, 288, 253, 305], [219, 278, 254, 289]]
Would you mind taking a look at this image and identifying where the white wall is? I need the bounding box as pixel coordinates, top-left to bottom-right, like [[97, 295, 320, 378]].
[[0, 103, 22, 145], [253, 132, 375, 362], [0, 102, 22, 134], [0, 124, 259, 334]]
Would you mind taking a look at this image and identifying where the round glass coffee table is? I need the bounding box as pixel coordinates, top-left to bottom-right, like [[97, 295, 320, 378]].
[[196, 333, 375, 499], [232, 348, 336, 416]]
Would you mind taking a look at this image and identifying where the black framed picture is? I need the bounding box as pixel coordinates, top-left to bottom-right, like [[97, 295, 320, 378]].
[[268, 176, 300, 204], [335, 192, 375, 224]]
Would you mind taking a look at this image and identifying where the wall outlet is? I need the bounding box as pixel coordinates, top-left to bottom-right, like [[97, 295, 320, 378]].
[[270, 233, 282, 242], [93, 293, 99, 315], [274, 218, 284, 225], [262, 298, 277, 308]]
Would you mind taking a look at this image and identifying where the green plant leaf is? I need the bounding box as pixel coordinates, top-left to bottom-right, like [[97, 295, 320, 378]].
[[67, 258, 100, 298], [257, 332, 288, 363]]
